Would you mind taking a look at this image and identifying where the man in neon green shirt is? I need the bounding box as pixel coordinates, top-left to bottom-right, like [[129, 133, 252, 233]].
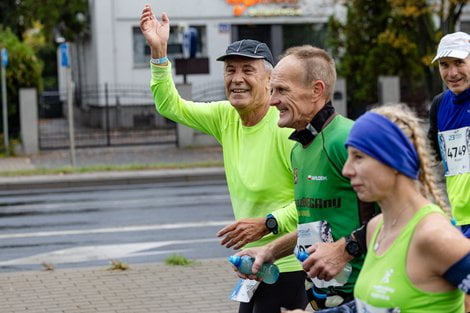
[[140, 5, 307, 312]]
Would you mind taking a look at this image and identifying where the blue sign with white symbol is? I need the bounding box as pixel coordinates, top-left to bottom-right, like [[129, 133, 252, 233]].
[[59, 43, 69, 67], [1, 48, 8, 67]]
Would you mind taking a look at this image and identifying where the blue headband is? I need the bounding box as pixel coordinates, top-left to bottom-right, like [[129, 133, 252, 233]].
[[345, 112, 419, 179]]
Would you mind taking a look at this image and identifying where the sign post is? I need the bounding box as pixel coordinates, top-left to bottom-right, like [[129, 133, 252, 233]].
[[60, 43, 76, 167], [1, 48, 9, 155]]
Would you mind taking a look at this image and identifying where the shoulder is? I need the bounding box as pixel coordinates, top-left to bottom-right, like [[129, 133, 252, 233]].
[[413, 210, 470, 267]]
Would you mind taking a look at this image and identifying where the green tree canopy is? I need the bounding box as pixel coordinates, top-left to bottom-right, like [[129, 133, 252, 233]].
[[0, 27, 43, 136], [0, 0, 89, 43], [328, 0, 467, 118]]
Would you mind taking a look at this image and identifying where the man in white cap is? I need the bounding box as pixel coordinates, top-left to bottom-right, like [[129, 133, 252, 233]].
[[428, 31, 470, 310]]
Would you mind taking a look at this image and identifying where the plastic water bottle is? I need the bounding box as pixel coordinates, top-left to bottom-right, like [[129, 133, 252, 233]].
[[296, 251, 352, 285], [228, 255, 279, 284]]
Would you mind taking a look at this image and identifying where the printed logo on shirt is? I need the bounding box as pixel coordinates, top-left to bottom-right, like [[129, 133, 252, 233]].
[[380, 269, 394, 284], [296, 197, 341, 210], [307, 175, 328, 181], [294, 168, 298, 184]]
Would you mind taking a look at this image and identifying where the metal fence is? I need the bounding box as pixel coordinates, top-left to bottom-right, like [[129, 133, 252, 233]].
[[38, 82, 226, 150]]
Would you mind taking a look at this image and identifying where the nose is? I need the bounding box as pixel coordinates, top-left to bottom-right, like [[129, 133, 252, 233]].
[[342, 157, 354, 178], [447, 64, 459, 77], [232, 71, 244, 84], [269, 91, 280, 107]]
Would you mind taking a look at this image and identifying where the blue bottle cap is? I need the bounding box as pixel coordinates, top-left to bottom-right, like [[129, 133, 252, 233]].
[[296, 251, 309, 262], [228, 255, 241, 267]]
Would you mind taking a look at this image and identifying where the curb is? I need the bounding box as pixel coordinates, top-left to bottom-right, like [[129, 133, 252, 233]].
[[0, 167, 226, 190]]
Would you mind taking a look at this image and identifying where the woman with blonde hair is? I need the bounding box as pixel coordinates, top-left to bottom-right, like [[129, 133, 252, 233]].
[[286, 103, 470, 313], [342, 103, 469, 312]]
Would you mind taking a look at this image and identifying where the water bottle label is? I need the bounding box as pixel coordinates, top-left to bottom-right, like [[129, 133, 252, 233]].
[[229, 278, 259, 303]]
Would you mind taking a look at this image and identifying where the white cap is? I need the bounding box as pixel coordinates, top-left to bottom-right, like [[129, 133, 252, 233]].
[[432, 31, 470, 63]]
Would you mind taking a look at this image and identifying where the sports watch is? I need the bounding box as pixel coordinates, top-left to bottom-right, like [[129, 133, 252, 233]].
[[265, 214, 278, 234], [345, 234, 361, 258]]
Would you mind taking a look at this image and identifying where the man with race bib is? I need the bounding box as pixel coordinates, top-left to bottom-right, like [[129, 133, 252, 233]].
[[428, 31, 470, 312], [428, 31, 470, 238]]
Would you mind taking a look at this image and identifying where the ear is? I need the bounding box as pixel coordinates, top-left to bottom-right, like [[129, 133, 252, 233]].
[[312, 80, 326, 100]]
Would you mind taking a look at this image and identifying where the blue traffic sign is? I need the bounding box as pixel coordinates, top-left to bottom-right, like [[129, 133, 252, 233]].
[[59, 43, 69, 67], [1, 48, 8, 67]]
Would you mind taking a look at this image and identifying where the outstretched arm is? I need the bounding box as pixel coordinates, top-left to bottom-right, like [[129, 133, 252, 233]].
[[139, 4, 169, 62]]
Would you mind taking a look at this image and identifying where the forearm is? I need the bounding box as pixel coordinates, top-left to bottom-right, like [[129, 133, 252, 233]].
[[266, 231, 297, 261]]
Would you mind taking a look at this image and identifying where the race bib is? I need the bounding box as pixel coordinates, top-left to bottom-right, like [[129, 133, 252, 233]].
[[438, 126, 470, 176], [229, 278, 259, 303], [296, 221, 344, 288]]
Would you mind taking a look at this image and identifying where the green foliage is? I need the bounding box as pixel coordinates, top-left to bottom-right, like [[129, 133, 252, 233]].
[[0, 27, 43, 136], [164, 254, 195, 266], [0, 0, 89, 43], [328, 0, 467, 118]]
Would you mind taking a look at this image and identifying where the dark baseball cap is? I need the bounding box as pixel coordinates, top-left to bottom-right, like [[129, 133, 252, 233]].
[[216, 39, 274, 66]]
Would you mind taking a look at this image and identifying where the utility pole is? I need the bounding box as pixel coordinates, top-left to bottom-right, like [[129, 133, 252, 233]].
[[60, 43, 76, 167], [1, 48, 9, 155]]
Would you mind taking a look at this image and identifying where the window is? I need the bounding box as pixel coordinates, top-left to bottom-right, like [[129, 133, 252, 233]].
[[133, 25, 207, 67]]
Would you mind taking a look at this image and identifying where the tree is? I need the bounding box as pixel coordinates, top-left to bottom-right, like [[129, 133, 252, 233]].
[[328, 0, 467, 118], [0, 27, 43, 139], [0, 0, 89, 43]]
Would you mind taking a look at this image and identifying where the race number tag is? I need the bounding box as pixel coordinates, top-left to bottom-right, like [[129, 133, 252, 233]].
[[296, 221, 343, 287], [438, 126, 470, 176], [229, 278, 259, 303]]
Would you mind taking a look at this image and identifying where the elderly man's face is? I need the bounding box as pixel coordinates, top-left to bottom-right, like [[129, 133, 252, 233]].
[[223, 57, 270, 111], [269, 55, 317, 130], [438, 56, 470, 95]]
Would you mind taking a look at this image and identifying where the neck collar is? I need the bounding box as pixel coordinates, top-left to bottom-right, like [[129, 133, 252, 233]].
[[452, 88, 470, 104], [289, 102, 336, 145]]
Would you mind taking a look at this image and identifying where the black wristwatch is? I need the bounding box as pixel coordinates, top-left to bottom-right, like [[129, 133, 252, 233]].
[[265, 214, 278, 234], [345, 234, 361, 258]]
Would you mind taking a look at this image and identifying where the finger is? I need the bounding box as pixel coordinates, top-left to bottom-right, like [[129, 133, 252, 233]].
[[161, 12, 170, 24], [217, 223, 236, 237]]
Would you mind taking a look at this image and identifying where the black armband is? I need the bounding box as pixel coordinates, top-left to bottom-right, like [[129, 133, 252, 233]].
[[443, 252, 470, 294], [351, 224, 367, 257]]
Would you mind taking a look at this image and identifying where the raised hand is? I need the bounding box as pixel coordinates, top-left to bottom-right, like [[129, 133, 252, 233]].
[[139, 4, 169, 56]]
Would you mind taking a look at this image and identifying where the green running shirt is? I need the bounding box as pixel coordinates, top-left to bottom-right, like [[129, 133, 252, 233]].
[[354, 204, 464, 312], [292, 115, 363, 294], [150, 62, 300, 272]]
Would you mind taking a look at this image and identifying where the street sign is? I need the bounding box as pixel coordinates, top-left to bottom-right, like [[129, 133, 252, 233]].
[[59, 43, 70, 67], [1, 48, 8, 67]]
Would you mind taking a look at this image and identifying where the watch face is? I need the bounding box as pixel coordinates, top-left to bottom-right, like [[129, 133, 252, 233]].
[[266, 218, 277, 229], [346, 240, 360, 256]]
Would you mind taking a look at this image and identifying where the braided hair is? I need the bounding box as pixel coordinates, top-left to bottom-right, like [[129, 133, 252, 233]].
[[371, 103, 449, 215]]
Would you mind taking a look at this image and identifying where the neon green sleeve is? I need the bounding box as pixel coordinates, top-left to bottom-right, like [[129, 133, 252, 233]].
[[150, 62, 228, 142], [271, 202, 298, 234]]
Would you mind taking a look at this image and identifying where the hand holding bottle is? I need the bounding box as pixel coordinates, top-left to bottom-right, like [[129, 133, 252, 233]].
[[229, 255, 279, 284]]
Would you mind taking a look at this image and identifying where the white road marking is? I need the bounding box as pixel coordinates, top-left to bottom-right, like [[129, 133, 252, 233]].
[[0, 220, 233, 240], [0, 238, 220, 265]]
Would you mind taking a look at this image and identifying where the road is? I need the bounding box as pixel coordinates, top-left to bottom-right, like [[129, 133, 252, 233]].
[[0, 179, 236, 272]]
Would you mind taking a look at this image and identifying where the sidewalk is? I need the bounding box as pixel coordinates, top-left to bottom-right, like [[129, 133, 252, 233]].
[[0, 259, 240, 313], [0, 144, 225, 190], [0, 145, 240, 313]]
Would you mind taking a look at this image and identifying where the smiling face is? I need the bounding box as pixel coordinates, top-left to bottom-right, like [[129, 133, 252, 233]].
[[342, 147, 397, 202], [223, 57, 270, 111], [269, 55, 319, 130], [438, 56, 470, 95]]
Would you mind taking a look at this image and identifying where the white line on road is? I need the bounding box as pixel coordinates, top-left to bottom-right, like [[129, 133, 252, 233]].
[[0, 238, 221, 265], [0, 220, 233, 240]]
